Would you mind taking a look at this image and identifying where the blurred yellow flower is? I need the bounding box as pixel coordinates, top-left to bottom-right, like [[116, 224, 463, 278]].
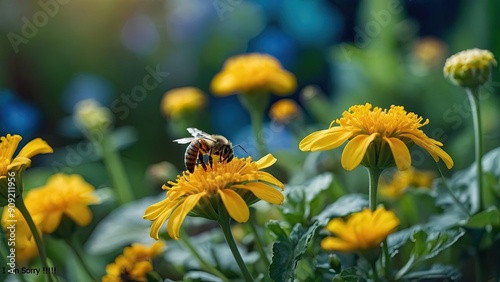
[[211, 53, 296, 96], [160, 87, 207, 118], [444, 48, 497, 88], [144, 154, 284, 240], [379, 167, 435, 198], [321, 207, 400, 252], [102, 241, 165, 282], [412, 37, 448, 68], [0, 134, 53, 178], [269, 99, 302, 124], [26, 173, 100, 233], [74, 99, 114, 132], [1, 210, 39, 262], [299, 103, 454, 171]]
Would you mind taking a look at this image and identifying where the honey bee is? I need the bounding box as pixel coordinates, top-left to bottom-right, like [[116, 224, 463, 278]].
[[173, 128, 236, 173]]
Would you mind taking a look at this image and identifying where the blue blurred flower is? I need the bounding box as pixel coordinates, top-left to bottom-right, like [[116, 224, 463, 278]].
[[0, 90, 42, 140], [248, 27, 298, 69], [280, 0, 344, 47], [166, 0, 216, 44]]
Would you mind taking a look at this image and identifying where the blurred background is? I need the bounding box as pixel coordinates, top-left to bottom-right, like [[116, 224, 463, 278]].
[[0, 0, 499, 195]]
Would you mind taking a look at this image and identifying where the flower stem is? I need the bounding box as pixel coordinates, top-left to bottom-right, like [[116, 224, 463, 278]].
[[218, 209, 254, 282], [16, 197, 55, 282], [64, 236, 98, 282], [238, 93, 270, 158], [367, 168, 383, 211], [382, 240, 392, 280], [369, 259, 380, 282], [247, 211, 271, 267], [99, 133, 134, 204], [465, 87, 484, 212], [179, 229, 231, 282]]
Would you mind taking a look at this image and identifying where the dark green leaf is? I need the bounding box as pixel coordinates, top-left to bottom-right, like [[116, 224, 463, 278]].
[[269, 222, 320, 282], [387, 226, 423, 256], [466, 206, 500, 228], [267, 220, 289, 239], [332, 268, 366, 282], [410, 229, 465, 261], [315, 194, 368, 226], [401, 264, 461, 280], [183, 271, 224, 282]]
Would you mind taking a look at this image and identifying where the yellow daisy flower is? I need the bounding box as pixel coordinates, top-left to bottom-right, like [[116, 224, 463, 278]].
[[269, 98, 302, 124], [102, 241, 165, 282], [160, 87, 207, 118], [211, 53, 296, 96], [0, 134, 53, 178], [26, 173, 100, 233], [379, 167, 435, 199], [299, 103, 454, 171], [444, 48, 497, 88], [143, 154, 284, 240], [321, 207, 400, 252]]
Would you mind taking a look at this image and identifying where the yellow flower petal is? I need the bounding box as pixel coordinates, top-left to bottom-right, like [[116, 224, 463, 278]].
[[383, 137, 411, 171], [233, 182, 284, 204], [149, 209, 171, 240], [40, 212, 62, 233], [321, 237, 356, 252], [341, 133, 378, 171], [299, 128, 352, 151], [17, 138, 53, 159], [7, 156, 31, 170], [401, 134, 454, 169], [219, 189, 249, 223], [167, 194, 203, 240], [65, 205, 93, 227], [255, 154, 277, 169]]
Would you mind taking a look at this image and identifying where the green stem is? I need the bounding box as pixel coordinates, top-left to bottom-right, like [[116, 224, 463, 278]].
[[247, 212, 271, 267], [368, 168, 383, 211], [369, 259, 380, 282], [98, 133, 134, 204], [473, 248, 483, 282], [436, 165, 471, 216], [465, 87, 484, 212], [218, 209, 254, 282], [179, 229, 231, 282], [16, 198, 55, 282], [64, 236, 98, 281], [238, 93, 270, 158], [382, 240, 392, 280]]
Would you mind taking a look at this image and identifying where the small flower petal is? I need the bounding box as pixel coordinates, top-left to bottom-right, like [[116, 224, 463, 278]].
[[219, 189, 249, 223], [167, 194, 203, 240], [383, 137, 411, 171], [341, 134, 378, 171]]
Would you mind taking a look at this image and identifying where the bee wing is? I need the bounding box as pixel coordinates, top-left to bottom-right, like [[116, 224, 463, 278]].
[[187, 128, 215, 141], [173, 137, 195, 144]]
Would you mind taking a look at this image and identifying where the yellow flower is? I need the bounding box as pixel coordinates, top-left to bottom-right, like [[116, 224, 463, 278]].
[[143, 154, 284, 240], [379, 167, 435, 198], [1, 209, 40, 262], [211, 53, 296, 96], [26, 173, 100, 233], [102, 241, 165, 282], [74, 99, 114, 132], [269, 99, 302, 124], [299, 103, 454, 171], [321, 207, 400, 252], [444, 48, 497, 88], [412, 37, 448, 68], [0, 134, 53, 178], [160, 87, 207, 118]]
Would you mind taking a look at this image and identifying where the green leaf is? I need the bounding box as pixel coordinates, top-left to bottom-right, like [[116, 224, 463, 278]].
[[269, 222, 320, 282], [315, 194, 368, 225], [281, 173, 334, 224], [332, 268, 366, 282], [410, 229, 465, 261], [401, 264, 461, 280], [182, 271, 224, 282], [267, 220, 289, 239], [465, 206, 500, 228]]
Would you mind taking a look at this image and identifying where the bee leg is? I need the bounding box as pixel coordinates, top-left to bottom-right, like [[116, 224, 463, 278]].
[[209, 154, 215, 168], [198, 152, 207, 171]]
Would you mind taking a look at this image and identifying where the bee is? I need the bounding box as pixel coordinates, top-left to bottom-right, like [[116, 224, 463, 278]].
[[173, 128, 236, 173]]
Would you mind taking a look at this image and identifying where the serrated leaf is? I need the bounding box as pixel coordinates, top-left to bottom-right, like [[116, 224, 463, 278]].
[[401, 264, 461, 280], [269, 222, 320, 282], [315, 194, 368, 226], [387, 225, 423, 255], [466, 206, 500, 228]]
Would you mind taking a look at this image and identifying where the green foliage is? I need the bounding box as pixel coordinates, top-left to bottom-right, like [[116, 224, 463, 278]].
[[268, 221, 320, 282]]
